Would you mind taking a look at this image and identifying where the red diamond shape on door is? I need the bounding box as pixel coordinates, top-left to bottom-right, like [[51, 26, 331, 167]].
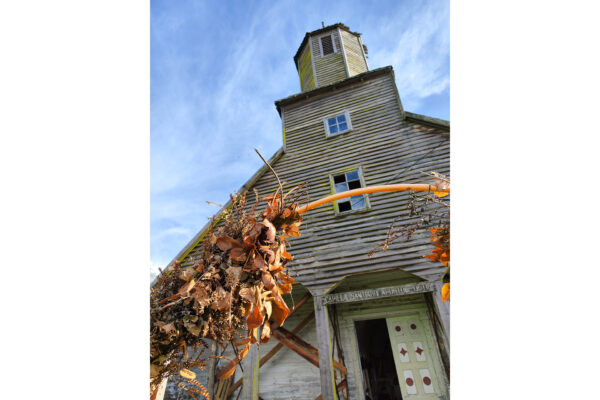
[[415, 347, 423, 355], [400, 347, 407, 356]]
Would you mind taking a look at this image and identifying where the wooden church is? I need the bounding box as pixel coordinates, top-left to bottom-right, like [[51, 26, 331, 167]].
[[165, 23, 450, 400]]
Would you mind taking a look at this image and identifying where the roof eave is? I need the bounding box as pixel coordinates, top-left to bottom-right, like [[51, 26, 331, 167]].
[[275, 66, 394, 116], [404, 111, 450, 130]]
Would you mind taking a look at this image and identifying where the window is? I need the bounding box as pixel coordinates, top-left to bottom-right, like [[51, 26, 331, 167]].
[[319, 34, 336, 56], [324, 111, 352, 136], [331, 168, 368, 213]]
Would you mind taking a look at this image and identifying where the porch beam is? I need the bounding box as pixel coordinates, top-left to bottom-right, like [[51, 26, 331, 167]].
[[271, 330, 321, 368], [277, 327, 347, 374], [321, 281, 437, 305]]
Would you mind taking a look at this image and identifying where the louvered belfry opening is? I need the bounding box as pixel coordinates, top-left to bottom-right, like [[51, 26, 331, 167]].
[[320, 34, 334, 55]]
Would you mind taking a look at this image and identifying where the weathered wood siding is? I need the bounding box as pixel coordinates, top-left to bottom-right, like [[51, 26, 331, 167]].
[[311, 32, 347, 87], [224, 287, 322, 400], [297, 43, 315, 93], [339, 30, 368, 76], [180, 70, 449, 290], [265, 71, 448, 288]]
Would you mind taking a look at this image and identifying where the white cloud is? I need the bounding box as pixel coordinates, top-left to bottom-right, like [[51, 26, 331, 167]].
[[367, 0, 450, 110]]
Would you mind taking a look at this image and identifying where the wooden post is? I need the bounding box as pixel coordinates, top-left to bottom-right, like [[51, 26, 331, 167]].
[[207, 341, 217, 400], [312, 289, 337, 400], [241, 342, 260, 399], [432, 281, 450, 340]]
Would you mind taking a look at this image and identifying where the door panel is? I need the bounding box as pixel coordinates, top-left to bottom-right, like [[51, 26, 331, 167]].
[[386, 315, 447, 399]]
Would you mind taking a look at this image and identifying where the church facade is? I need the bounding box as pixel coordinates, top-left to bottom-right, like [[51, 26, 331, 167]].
[[169, 23, 450, 400]]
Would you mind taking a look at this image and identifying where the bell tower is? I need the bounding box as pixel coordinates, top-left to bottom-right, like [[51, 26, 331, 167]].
[[294, 23, 370, 92]]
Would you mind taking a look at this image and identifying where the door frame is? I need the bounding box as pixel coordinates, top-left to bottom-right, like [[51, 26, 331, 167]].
[[337, 301, 449, 400]]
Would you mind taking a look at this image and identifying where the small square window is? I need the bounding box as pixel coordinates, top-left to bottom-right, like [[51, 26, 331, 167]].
[[324, 111, 352, 136], [331, 169, 368, 214]]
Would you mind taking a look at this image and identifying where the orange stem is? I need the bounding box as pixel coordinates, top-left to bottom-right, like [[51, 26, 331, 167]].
[[296, 184, 449, 214]]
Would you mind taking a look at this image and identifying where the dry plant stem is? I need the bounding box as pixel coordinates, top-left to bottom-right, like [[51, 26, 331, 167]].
[[254, 148, 283, 200], [296, 184, 450, 214]]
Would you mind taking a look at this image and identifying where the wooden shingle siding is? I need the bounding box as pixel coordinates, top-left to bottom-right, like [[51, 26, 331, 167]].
[[339, 30, 368, 76], [297, 44, 315, 93], [311, 32, 348, 87], [181, 69, 449, 290]]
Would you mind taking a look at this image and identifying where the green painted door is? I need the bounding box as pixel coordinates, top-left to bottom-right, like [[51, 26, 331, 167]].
[[386, 315, 447, 399]]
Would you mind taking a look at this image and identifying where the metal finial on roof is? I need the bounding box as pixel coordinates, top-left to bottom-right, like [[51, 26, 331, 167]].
[[322, 21, 325, 28]]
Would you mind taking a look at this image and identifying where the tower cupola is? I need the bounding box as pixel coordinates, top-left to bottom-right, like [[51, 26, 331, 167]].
[[293, 23, 369, 92]]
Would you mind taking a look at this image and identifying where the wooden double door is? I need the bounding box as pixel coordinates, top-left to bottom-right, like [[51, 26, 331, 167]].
[[385, 314, 448, 399]]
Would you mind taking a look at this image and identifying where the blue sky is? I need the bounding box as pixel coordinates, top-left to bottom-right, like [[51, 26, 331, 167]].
[[150, 0, 449, 274]]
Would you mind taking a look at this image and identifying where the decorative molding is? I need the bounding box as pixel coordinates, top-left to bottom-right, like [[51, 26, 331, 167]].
[[321, 281, 436, 305]]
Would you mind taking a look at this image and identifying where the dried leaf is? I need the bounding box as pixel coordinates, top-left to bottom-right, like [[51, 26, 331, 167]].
[[247, 304, 264, 329], [216, 236, 243, 251], [238, 343, 250, 360], [178, 279, 196, 297], [229, 247, 247, 262], [262, 219, 277, 242], [179, 267, 196, 281], [253, 256, 267, 272], [216, 361, 237, 380], [262, 272, 276, 290], [160, 322, 176, 335], [260, 321, 271, 344], [239, 287, 257, 305], [278, 282, 292, 294], [263, 299, 273, 320], [441, 282, 450, 302], [281, 249, 293, 260], [211, 286, 231, 311], [179, 368, 196, 379], [270, 289, 290, 325]]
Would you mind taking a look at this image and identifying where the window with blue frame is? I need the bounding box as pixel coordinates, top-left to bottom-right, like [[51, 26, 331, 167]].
[[324, 111, 352, 136], [332, 169, 367, 213]]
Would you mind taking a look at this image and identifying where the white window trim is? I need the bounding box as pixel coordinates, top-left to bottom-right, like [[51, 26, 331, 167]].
[[318, 33, 337, 57], [323, 110, 353, 137], [329, 166, 371, 215]]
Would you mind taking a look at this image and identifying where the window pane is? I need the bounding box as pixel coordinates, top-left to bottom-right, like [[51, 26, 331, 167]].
[[337, 115, 346, 123], [329, 125, 338, 134], [346, 170, 359, 181], [333, 174, 346, 184], [328, 117, 337, 127], [335, 182, 348, 193], [338, 201, 352, 212], [350, 195, 365, 209], [348, 180, 361, 190], [338, 122, 348, 131]]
